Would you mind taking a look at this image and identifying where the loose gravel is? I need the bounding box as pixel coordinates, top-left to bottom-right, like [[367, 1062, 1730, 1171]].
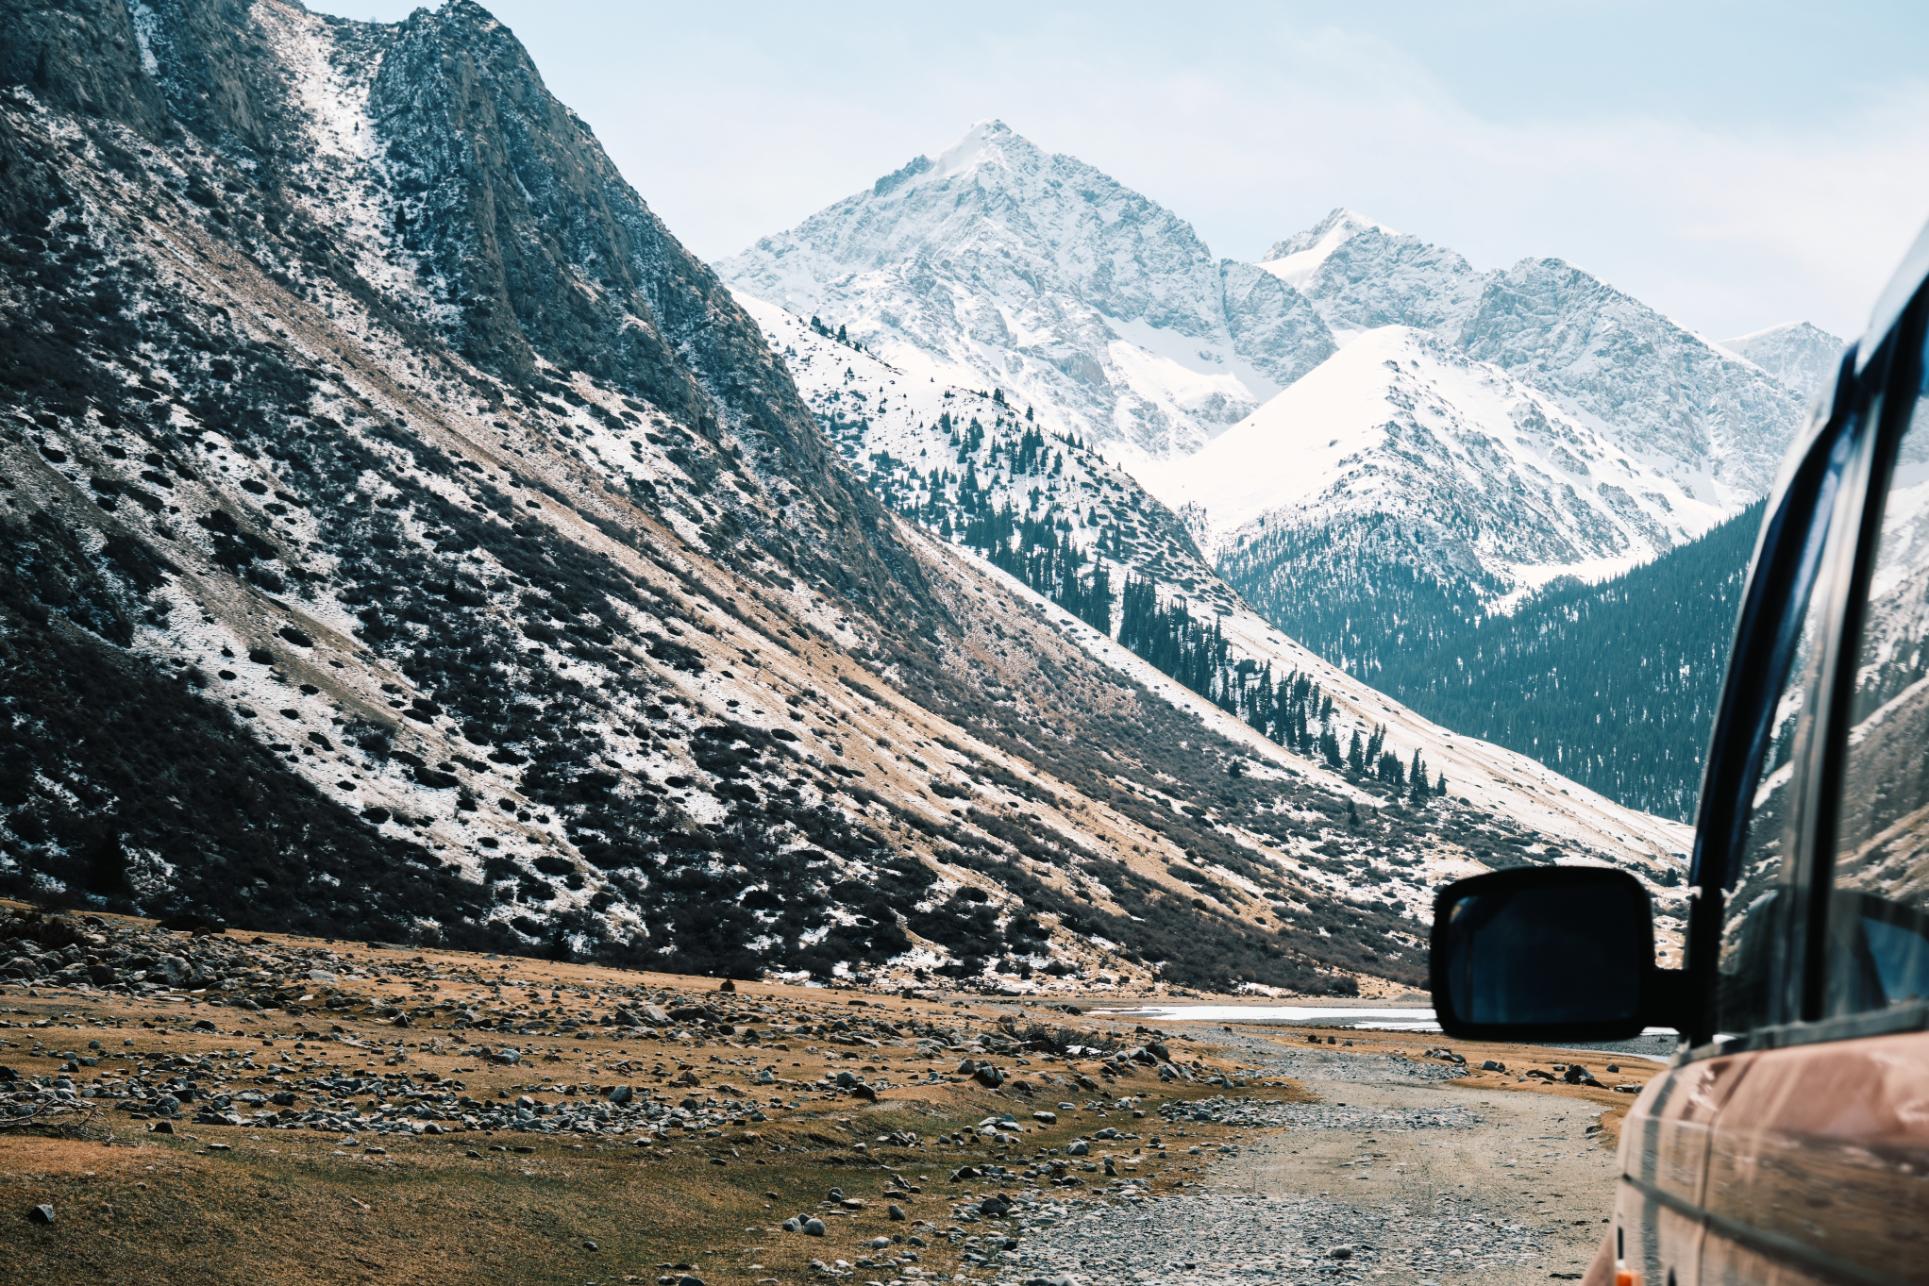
[[984, 1029, 1614, 1285], [999, 1188, 1555, 1284]]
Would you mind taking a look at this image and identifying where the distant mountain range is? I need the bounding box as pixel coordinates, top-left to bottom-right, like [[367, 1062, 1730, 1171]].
[[0, 1, 1686, 998], [724, 122, 1844, 821], [723, 120, 1336, 460]]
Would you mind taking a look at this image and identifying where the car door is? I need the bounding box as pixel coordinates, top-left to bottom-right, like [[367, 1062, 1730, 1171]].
[[1606, 335, 1864, 1286], [1698, 266, 1929, 1283]]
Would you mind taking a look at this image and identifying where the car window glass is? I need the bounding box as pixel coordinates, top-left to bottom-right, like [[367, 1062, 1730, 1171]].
[[1717, 519, 1836, 1035], [1828, 340, 1929, 1017]]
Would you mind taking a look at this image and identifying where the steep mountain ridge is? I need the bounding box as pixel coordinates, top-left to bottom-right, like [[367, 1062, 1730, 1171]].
[[0, 0, 1685, 995], [721, 121, 1336, 459]]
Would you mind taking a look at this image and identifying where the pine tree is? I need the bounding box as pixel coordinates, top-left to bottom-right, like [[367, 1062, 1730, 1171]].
[[1407, 749, 1431, 803]]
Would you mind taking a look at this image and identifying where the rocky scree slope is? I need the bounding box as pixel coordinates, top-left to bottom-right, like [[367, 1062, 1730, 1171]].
[[0, 0, 1670, 995]]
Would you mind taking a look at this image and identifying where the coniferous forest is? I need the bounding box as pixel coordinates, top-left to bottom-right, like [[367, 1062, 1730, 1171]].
[[833, 405, 1448, 802], [1226, 504, 1765, 821]]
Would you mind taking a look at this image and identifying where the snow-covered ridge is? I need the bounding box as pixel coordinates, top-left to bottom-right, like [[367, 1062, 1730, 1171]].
[[1138, 325, 1725, 601]]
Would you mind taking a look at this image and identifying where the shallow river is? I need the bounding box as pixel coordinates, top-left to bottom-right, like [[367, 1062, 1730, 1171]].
[[1098, 1002, 1681, 1059]]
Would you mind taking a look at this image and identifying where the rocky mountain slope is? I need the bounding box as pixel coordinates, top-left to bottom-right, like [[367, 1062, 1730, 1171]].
[[721, 121, 1336, 460], [0, 0, 1684, 996]]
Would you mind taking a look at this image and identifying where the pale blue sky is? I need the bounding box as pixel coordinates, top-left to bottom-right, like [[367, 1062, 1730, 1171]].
[[311, 0, 1929, 339]]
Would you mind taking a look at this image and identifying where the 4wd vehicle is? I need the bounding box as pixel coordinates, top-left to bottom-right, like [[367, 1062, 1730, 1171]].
[[1431, 223, 1929, 1286]]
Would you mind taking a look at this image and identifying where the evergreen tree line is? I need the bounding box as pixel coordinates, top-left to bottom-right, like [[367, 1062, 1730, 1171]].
[[849, 407, 1445, 803], [1222, 504, 1765, 822]]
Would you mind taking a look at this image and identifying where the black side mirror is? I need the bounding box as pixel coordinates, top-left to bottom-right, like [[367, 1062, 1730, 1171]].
[[1430, 866, 1658, 1040]]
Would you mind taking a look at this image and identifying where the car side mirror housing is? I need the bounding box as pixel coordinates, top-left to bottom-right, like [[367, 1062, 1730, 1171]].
[[1431, 866, 1659, 1041]]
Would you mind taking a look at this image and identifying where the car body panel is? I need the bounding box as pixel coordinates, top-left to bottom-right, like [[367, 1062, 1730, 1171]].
[[1595, 219, 1929, 1286], [1702, 1030, 1929, 1283]]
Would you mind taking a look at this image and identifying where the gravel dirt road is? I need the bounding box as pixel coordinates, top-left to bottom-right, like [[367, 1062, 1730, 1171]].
[[995, 1027, 1644, 1284]]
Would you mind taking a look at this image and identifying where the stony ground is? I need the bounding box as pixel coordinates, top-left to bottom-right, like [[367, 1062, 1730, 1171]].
[[0, 903, 1274, 1284], [0, 904, 1656, 1284], [991, 1031, 1655, 1285]]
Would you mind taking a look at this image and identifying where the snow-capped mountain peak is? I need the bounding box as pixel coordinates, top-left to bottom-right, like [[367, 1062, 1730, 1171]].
[[1260, 207, 1395, 289], [930, 117, 1032, 175], [722, 123, 1336, 458]]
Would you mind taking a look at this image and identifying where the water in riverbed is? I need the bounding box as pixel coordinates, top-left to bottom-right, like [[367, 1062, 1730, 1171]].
[[1099, 1003, 1443, 1030], [1099, 1003, 1681, 1059]]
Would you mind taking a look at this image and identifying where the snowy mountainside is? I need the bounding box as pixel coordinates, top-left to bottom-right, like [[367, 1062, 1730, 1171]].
[[720, 121, 1336, 459], [1268, 212, 1811, 510], [1720, 321, 1846, 402], [1141, 325, 1723, 600], [744, 295, 1690, 882], [734, 294, 1241, 615], [1454, 257, 1806, 505]]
